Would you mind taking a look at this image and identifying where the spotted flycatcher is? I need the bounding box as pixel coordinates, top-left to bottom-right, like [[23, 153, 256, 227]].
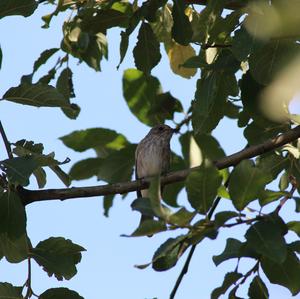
[[135, 124, 174, 223]]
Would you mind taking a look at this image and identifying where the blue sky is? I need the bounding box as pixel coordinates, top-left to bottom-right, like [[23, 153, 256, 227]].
[[0, 4, 297, 299]]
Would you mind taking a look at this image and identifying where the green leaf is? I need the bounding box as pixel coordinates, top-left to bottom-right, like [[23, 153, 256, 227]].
[[171, 0, 192, 45], [245, 217, 287, 264], [249, 41, 300, 85], [248, 276, 269, 299], [229, 160, 269, 211], [0, 0, 37, 19], [60, 128, 128, 153], [118, 31, 129, 68], [258, 189, 288, 206], [231, 26, 263, 62], [287, 221, 300, 237], [123, 68, 182, 126], [0, 233, 29, 263], [125, 219, 167, 237], [133, 22, 161, 74], [40, 287, 84, 299], [168, 208, 196, 226], [261, 250, 300, 296], [69, 158, 103, 180], [97, 144, 136, 183], [152, 235, 186, 271], [3, 83, 71, 108], [288, 241, 300, 253], [103, 194, 114, 217], [162, 152, 185, 207], [33, 167, 47, 188], [1, 156, 39, 186], [186, 163, 222, 214], [213, 238, 242, 266], [31, 237, 86, 281], [0, 282, 22, 299], [214, 211, 239, 227], [211, 272, 242, 299], [192, 72, 238, 135], [0, 191, 26, 239], [33, 48, 60, 73], [50, 165, 71, 187]]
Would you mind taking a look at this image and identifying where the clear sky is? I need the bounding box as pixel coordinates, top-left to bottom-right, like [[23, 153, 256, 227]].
[[0, 4, 297, 299]]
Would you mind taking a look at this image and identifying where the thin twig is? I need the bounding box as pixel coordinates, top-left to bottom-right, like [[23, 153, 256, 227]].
[[174, 115, 192, 133], [275, 181, 297, 214], [0, 121, 13, 159]]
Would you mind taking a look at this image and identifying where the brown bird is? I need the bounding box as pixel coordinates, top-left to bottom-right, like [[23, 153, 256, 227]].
[[135, 124, 174, 223]]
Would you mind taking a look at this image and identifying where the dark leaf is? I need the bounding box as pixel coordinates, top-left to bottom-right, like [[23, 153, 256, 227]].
[[168, 208, 196, 226], [124, 219, 167, 237], [133, 22, 161, 74], [0, 0, 37, 19], [0, 282, 22, 298], [288, 241, 300, 254], [50, 165, 71, 187], [213, 238, 242, 266], [249, 41, 300, 85], [152, 235, 186, 271], [258, 189, 288, 206], [1, 156, 39, 186], [186, 163, 222, 214], [287, 221, 300, 237], [39, 287, 84, 299], [171, 0, 192, 45], [3, 83, 70, 108], [261, 250, 300, 296], [103, 194, 114, 217], [123, 68, 182, 126], [33, 48, 60, 73], [248, 276, 269, 299], [245, 217, 287, 264], [33, 167, 47, 188], [69, 158, 103, 180], [31, 237, 86, 281], [214, 211, 239, 227], [211, 272, 242, 299], [118, 31, 129, 68], [229, 160, 270, 211]]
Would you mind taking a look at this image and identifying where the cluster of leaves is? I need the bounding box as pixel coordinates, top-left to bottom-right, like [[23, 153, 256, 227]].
[[1, 0, 300, 298]]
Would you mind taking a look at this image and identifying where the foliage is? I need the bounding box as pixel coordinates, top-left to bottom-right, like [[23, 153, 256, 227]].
[[1, 0, 300, 298]]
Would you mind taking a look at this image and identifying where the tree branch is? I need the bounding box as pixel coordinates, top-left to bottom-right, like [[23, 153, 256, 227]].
[[19, 125, 300, 205], [0, 121, 13, 159]]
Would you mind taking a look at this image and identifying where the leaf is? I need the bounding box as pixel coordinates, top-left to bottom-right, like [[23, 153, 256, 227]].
[[103, 194, 114, 217], [162, 152, 185, 207], [258, 189, 288, 206], [33, 48, 60, 73], [96, 144, 136, 183], [214, 211, 239, 227], [171, 0, 193, 45], [118, 31, 129, 68], [0, 282, 22, 299], [248, 276, 269, 299], [31, 237, 85, 281], [124, 219, 167, 237], [229, 160, 270, 211], [0, 190, 26, 240], [245, 217, 287, 264], [212, 238, 242, 266], [152, 235, 186, 271], [33, 167, 47, 188], [288, 241, 300, 253], [168, 43, 196, 78], [168, 208, 196, 226], [50, 165, 71, 187], [231, 26, 263, 62], [123, 68, 182, 126], [261, 250, 300, 296], [133, 22, 161, 74], [0, 233, 29, 263], [69, 158, 103, 180], [287, 221, 300, 237], [1, 156, 39, 186], [3, 83, 71, 108], [186, 163, 222, 214], [39, 287, 84, 299], [60, 128, 128, 153], [249, 41, 300, 85], [0, 0, 37, 19], [211, 272, 242, 299], [192, 72, 238, 135]]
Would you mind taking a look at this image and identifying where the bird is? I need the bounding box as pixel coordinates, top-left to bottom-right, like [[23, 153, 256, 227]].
[[135, 124, 174, 223]]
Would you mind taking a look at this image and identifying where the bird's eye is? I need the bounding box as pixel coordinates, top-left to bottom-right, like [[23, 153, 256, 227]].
[[158, 126, 164, 131]]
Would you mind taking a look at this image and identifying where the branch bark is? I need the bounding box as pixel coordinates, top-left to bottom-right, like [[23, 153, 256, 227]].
[[19, 125, 300, 206]]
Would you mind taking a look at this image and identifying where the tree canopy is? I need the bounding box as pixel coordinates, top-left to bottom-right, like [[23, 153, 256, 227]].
[[1, 0, 300, 298]]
